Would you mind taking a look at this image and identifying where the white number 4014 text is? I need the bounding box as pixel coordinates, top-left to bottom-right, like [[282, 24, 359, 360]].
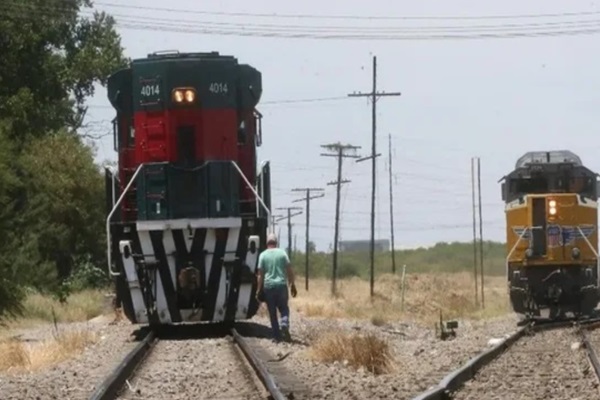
[[209, 82, 228, 94]]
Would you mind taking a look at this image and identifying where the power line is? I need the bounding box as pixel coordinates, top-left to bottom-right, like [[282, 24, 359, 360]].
[[85, 96, 352, 112], [91, 1, 600, 22], [349, 56, 401, 298], [321, 142, 362, 295], [5, 3, 600, 40]]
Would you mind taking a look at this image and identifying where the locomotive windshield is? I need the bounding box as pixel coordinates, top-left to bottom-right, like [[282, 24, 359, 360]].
[[502, 150, 598, 202]]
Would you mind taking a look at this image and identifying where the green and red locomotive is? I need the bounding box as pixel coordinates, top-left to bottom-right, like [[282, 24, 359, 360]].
[[105, 50, 272, 326]]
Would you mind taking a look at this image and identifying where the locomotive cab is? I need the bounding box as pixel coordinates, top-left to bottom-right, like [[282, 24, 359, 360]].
[[501, 150, 600, 319]]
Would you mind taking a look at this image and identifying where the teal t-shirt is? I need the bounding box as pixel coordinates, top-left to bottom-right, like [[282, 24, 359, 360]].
[[258, 248, 290, 289]]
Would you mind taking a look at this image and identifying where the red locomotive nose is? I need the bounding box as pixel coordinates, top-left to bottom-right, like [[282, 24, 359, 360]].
[[105, 51, 270, 326]]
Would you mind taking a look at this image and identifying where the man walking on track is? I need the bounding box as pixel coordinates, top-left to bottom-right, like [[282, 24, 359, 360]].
[[256, 233, 297, 342]]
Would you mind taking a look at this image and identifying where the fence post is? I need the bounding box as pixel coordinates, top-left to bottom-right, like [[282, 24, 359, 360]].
[[401, 264, 407, 311]]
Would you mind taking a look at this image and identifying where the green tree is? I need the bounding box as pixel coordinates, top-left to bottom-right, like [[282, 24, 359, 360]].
[[0, 0, 127, 144], [0, 0, 127, 317], [12, 132, 106, 292], [0, 125, 24, 318]]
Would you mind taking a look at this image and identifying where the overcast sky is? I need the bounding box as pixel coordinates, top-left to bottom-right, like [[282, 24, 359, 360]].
[[85, 0, 600, 252]]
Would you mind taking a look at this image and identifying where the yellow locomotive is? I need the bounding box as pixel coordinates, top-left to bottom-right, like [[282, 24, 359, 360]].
[[500, 150, 599, 319]]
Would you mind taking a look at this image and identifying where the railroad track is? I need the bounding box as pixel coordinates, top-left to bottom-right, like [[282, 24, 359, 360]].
[[88, 326, 292, 400], [413, 317, 600, 400]]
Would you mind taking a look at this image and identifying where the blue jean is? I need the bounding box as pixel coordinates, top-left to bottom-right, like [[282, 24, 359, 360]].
[[263, 284, 289, 341]]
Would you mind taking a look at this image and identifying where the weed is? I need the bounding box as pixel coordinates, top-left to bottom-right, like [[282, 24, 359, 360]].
[[311, 331, 394, 375]]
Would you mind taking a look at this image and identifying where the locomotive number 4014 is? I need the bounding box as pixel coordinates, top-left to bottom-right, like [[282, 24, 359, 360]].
[[140, 84, 160, 97], [209, 82, 228, 94]]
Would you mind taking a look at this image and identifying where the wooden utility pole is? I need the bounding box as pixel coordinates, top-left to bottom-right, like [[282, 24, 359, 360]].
[[387, 134, 396, 274], [349, 55, 401, 298], [477, 157, 485, 308], [321, 142, 361, 296], [471, 158, 479, 307], [275, 207, 302, 257], [292, 188, 325, 291], [271, 214, 284, 232]]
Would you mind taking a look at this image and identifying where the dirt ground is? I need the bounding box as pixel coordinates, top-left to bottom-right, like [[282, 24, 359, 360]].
[[0, 273, 517, 400]]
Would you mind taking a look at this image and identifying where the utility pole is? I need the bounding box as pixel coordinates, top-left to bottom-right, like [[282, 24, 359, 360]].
[[471, 158, 479, 307], [477, 157, 485, 308], [387, 134, 396, 274], [349, 55, 401, 298], [275, 207, 302, 258], [292, 187, 325, 291], [271, 214, 284, 232], [321, 142, 361, 296]]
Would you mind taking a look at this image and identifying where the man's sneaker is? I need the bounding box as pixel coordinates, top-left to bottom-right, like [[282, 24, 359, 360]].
[[281, 326, 291, 342]]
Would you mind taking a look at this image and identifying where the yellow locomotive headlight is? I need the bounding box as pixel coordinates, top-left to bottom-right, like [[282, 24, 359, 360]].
[[172, 89, 184, 103], [548, 199, 557, 216], [184, 89, 196, 103], [172, 87, 196, 104]]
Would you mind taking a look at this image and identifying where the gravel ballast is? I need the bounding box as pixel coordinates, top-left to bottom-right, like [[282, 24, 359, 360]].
[[116, 336, 263, 400], [249, 312, 521, 400], [0, 316, 139, 400], [452, 327, 600, 400], [0, 311, 523, 400]]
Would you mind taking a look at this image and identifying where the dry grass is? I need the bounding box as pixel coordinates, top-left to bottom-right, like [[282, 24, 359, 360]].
[[0, 328, 98, 373], [0, 289, 110, 333], [22, 289, 108, 323], [310, 331, 395, 375], [291, 272, 511, 326]]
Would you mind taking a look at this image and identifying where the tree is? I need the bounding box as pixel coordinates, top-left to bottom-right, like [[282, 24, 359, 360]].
[[0, 0, 127, 317], [0, 0, 128, 144], [11, 132, 106, 291], [0, 125, 24, 318]]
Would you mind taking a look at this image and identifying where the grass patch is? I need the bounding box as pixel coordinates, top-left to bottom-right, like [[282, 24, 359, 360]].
[[310, 331, 394, 375], [0, 328, 98, 372], [290, 272, 511, 325], [19, 289, 107, 325]]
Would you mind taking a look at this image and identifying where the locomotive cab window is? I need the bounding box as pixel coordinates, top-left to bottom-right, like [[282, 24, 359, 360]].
[[510, 177, 548, 194]]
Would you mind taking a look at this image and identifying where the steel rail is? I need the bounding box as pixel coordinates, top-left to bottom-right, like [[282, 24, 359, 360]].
[[412, 317, 600, 400], [580, 327, 600, 383], [89, 330, 156, 400], [231, 328, 287, 400]]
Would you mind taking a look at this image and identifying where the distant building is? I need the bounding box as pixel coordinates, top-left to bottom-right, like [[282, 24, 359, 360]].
[[339, 239, 390, 252]]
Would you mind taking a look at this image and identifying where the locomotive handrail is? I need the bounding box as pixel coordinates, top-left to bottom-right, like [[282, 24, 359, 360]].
[[576, 226, 599, 258], [229, 161, 272, 232], [106, 164, 145, 277], [575, 226, 600, 287], [505, 227, 529, 276]]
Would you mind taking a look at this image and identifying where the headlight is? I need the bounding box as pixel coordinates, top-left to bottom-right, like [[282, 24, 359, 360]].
[[184, 89, 195, 102], [548, 199, 557, 216], [172, 87, 196, 104], [172, 89, 184, 103]]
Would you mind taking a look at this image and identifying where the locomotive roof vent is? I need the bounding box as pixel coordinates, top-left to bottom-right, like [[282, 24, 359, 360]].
[[147, 50, 224, 59], [515, 150, 582, 169], [149, 50, 181, 58]]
